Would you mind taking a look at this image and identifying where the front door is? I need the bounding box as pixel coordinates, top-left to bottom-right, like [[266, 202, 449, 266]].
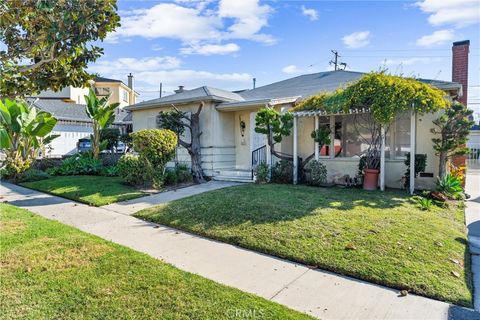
[[250, 112, 264, 153]]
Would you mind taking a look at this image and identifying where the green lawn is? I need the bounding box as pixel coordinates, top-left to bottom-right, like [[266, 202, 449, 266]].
[[0, 204, 311, 320], [135, 184, 472, 307], [21, 175, 146, 206]]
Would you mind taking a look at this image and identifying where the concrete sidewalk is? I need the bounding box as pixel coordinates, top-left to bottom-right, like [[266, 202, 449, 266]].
[[102, 180, 239, 214], [0, 182, 476, 320], [465, 161, 480, 311]]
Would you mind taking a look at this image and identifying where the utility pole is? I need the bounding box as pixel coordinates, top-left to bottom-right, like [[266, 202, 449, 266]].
[[329, 50, 347, 71], [159, 82, 162, 98]]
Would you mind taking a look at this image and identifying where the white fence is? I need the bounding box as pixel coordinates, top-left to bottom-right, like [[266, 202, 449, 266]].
[[468, 143, 480, 163]]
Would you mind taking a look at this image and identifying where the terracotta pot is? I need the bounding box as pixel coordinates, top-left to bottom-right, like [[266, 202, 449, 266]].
[[363, 168, 379, 190]]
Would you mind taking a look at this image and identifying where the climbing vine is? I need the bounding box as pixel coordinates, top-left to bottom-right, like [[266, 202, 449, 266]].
[[291, 72, 450, 124]]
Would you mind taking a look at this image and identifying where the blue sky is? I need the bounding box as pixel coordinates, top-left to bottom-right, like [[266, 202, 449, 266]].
[[90, 0, 480, 114]]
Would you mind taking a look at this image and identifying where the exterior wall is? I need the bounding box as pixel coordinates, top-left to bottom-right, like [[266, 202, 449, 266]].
[[131, 102, 236, 176], [95, 83, 135, 108], [36, 86, 88, 104], [48, 123, 92, 157]]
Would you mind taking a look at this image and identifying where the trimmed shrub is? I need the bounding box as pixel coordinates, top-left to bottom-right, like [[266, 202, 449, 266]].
[[305, 160, 327, 186], [48, 153, 103, 176], [16, 168, 51, 182], [255, 162, 269, 184], [271, 160, 293, 184], [117, 154, 153, 187], [131, 129, 177, 169]]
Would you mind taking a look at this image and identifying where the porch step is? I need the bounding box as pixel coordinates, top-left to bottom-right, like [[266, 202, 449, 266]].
[[212, 169, 254, 183]]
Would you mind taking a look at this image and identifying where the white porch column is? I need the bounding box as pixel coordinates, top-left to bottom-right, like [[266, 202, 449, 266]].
[[314, 116, 319, 161], [380, 125, 386, 191], [409, 110, 416, 195], [293, 116, 298, 184], [329, 115, 335, 159]]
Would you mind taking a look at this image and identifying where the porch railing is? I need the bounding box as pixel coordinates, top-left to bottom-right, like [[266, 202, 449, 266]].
[[468, 144, 480, 162], [251, 145, 267, 180]]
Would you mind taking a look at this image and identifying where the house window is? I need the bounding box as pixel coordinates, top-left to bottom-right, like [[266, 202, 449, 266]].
[[95, 87, 110, 96], [392, 112, 411, 158], [123, 90, 128, 102], [334, 113, 410, 160]]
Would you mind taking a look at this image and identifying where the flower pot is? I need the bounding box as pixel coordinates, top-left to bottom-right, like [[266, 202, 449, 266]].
[[363, 168, 379, 190]]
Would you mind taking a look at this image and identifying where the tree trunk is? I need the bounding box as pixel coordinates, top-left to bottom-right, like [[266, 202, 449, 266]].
[[189, 106, 205, 183], [439, 151, 447, 179]]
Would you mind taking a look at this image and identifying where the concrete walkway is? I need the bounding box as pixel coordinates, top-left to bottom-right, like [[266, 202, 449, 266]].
[[465, 160, 480, 311], [102, 181, 239, 214], [0, 182, 476, 320]]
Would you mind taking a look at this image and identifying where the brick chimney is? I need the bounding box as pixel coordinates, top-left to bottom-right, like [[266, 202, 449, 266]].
[[452, 40, 469, 105]]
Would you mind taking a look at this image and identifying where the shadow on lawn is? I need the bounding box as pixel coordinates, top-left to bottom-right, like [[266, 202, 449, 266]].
[[150, 184, 409, 227]]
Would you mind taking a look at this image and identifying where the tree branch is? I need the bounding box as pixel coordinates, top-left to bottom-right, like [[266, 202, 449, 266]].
[[18, 45, 57, 73]]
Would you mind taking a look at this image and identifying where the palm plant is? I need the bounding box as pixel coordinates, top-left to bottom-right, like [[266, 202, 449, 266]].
[[84, 88, 119, 159], [0, 99, 58, 178]]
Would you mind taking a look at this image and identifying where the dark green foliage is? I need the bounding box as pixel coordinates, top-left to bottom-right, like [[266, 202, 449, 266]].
[[0, 0, 120, 98], [310, 125, 331, 148], [436, 174, 464, 200], [100, 165, 119, 177], [117, 154, 153, 187], [157, 111, 185, 137], [431, 102, 474, 178], [15, 168, 50, 183], [255, 162, 269, 184], [255, 108, 293, 144], [47, 153, 103, 176], [304, 160, 327, 186], [164, 164, 193, 185], [100, 128, 120, 151], [404, 153, 427, 188], [271, 160, 294, 184]]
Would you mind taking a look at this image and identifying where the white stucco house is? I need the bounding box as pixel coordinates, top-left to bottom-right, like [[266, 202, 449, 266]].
[[126, 41, 469, 191]]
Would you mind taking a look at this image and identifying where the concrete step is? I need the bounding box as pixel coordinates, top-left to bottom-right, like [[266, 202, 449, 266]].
[[212, 175, 253, 183], [214, 169, 252, 177]]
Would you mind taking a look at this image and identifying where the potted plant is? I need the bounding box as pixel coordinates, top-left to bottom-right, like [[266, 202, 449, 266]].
[[353, 113, 382, 190]]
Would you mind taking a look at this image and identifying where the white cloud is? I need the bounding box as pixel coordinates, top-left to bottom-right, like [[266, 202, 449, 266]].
[[282, 65, 303, 74], [107, 0, 275, 53], [91, 57, 182, 75], [301, 5, 318, 21], [382, 57, 442, 66], [218, 0, 275, 44], [415, 0, 480, 28], [109, 3, 221, 43], [416, 29, 455, 46], [342, 31, 371, 48], [181, 43, 240, 55], [89, 56, 252, 101]]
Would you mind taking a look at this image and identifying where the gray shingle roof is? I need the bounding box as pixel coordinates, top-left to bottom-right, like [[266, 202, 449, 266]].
[[30, 99, 131, 123], [127, 86, 244, 110], [234, 70, 462, 102], [94, 76, 122, 83]]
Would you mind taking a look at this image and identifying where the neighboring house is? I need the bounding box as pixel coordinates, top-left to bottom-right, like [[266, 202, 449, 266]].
[[31, 75, 138, 157], [127, 41, 469, 190]]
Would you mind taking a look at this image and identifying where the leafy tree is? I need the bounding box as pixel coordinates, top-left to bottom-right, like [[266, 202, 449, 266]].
[[254, 107, 293, 161], [0, 99, 58, 179], [157, 103, 205, 182], [84, 89, 119, 159], [431, 102, 473, 178], [0, 0, 120, 98]]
